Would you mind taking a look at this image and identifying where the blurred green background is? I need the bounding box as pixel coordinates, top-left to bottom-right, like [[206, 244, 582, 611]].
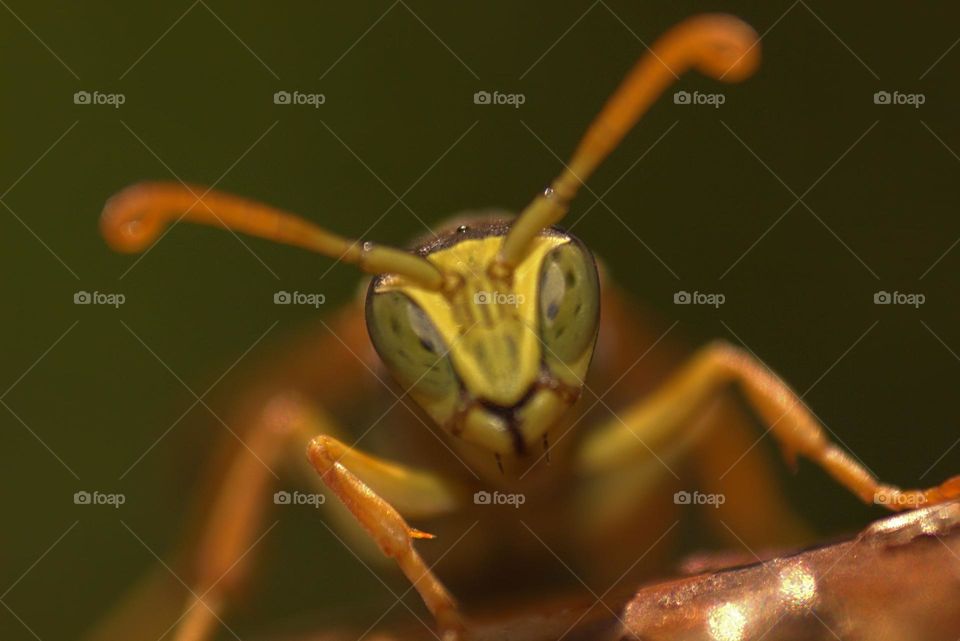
[[3, 1, 960, 639]]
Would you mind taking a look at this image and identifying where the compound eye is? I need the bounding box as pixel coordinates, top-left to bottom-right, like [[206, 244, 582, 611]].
[[367, 291, 458, 398], [538, 241, 600, 366]]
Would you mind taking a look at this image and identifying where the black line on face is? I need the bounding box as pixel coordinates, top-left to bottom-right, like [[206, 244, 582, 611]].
[[477, 385, 541, 456]]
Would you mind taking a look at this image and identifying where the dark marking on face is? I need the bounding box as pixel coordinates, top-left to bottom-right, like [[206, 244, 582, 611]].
[[479, 386, 541, 456]]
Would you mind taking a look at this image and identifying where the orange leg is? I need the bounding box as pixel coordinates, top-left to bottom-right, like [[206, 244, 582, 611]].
[[170, 394, 306, 641], [306, 433, 466, 641], [86, 304, 389, 641], [578, 341, 960, 512]]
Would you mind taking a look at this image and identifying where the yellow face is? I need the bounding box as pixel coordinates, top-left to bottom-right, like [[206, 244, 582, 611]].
[[366, 225, 600, 458]]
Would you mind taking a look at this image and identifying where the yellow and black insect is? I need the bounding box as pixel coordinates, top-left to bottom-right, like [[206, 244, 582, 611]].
[[95, 13, 960, 641]]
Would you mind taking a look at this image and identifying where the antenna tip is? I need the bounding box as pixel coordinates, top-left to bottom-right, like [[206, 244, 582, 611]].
[[684, 14, 761, 84], [100, 183, 165, 253]]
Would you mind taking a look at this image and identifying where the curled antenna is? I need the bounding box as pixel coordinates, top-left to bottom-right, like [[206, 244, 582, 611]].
[[496, 14, 761, 273], [101, 182, 447, 290]]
